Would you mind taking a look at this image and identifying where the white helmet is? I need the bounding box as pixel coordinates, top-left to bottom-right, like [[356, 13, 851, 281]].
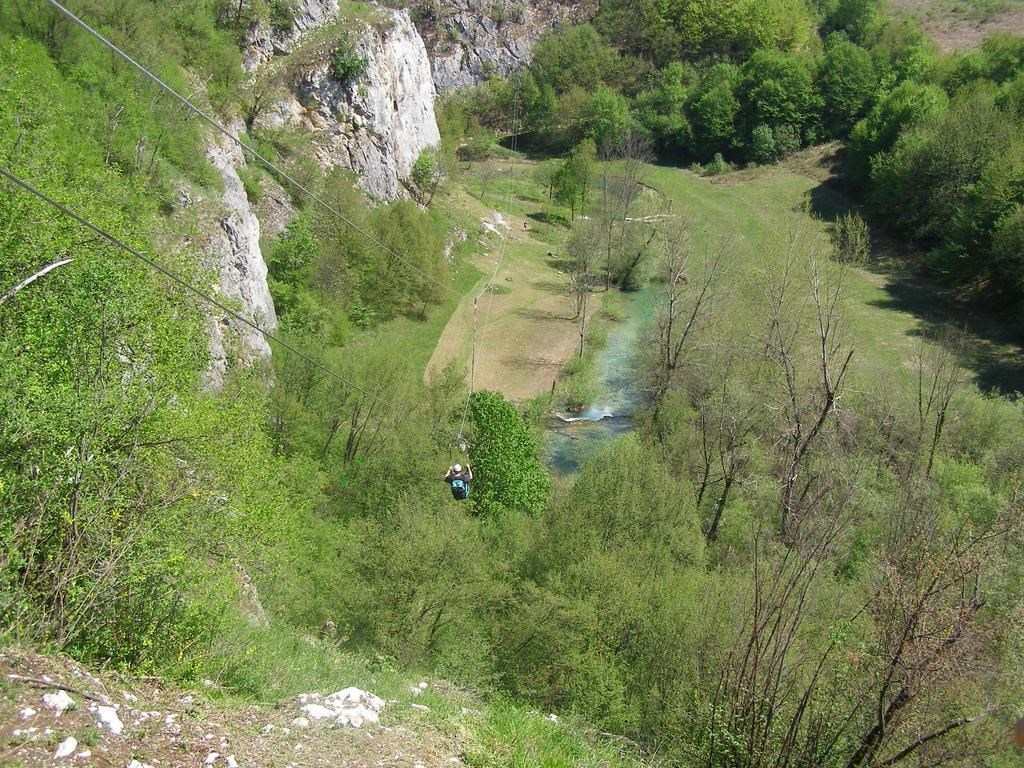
[[453, 464, 462, 473]]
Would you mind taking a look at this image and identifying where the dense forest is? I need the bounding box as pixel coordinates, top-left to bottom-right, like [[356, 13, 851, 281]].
[[1, 0, 1023, 765]]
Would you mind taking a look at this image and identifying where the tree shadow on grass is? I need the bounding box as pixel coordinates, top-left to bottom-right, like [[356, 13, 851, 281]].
[[867, 270, 1024, 394], [807, 180, 1024, 395], [514, 307, 572, 322], [528, 211, 569, 228], [531, 279, 567, 295]]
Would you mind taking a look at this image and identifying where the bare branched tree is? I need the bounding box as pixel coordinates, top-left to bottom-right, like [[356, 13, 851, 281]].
[[655, 224, 726, 398], [566, 220, 601, 357], [914, 329, 966, 479], [596, 132, 654, 289], [761, 228, 854, 543], [689, 361, 757, 541]]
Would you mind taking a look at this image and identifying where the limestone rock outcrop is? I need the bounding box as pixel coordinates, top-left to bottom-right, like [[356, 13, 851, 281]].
[[254, 9, 440, 201], [242, 0, 340, 72], [416, 0, 592, 94], [201, 121, 278, 385]]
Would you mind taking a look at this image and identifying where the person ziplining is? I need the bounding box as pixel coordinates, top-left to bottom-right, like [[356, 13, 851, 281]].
[[444, 462, 473, 500]]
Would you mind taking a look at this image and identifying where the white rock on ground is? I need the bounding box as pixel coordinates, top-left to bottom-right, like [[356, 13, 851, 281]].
[[300, 703, 336, 720], [20, 706, 36, 719], [482, 211, 511, 235], [54, 736, 77, 759], [75, 750, 91, 760], [92, 703, 125, 735], [297, 687, 386, 728], [127, 760, 154, 768], [42, 690, 75, 713]]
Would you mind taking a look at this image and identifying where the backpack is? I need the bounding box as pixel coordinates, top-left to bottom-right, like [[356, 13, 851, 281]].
[[450, 477, 469, 500]]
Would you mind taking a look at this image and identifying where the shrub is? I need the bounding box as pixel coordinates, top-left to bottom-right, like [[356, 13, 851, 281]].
[[468, 391, 549, 517], [330, 34, 369, 88], [706, 152, 733, 175], [773, 124, 801, 157], [750, 123, 777, 163], [268, 0, 296, 30], [239, 165, 262, 204]]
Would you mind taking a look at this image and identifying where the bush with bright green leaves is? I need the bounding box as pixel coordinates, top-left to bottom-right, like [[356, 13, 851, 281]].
[[330, 33, 369, 88], [467, 391, 549, 518], [0, 38, 302, 671]]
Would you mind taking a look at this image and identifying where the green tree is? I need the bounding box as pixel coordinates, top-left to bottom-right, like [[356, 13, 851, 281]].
[[588, 85, 632, 153], [819, 38, 877, 136], [553, 139, 596, 220], [822, 0, 882, 45], [846, 79, 948, 187], [619, 0, 813, 60], [869, 85, 1014, 246], [997, 70, 1024, 117], [634, 62, 694, 156], [530, 25, 621, 94], [690, 64, 742, 157], [992, 205, 1024, 299], [750, 123, 777, 163], [410, 146, 443, 205], [368, 200, 447, 317], [738, 50, 822, 142], [979, 32, 1024, 84], [467, 391, 549, 517]]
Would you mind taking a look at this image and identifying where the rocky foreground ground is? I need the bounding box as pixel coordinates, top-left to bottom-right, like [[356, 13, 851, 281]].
[[0, 649, 470, 768]]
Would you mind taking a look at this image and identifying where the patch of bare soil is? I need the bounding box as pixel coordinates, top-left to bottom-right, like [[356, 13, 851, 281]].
[[427, 209, 588, 403], [1, 649, 463, 768], [887, 0, 1024, 51]]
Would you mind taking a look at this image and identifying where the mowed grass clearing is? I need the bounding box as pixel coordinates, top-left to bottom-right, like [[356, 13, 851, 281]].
[[639, 158, 1024, 396], [427, 160, 591, 401]]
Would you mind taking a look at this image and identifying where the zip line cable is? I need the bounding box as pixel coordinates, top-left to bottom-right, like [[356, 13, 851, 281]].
[[41, 0, 456, 299], [474, 75, 522, 376], [0, 165, 469, 447], [453, 75, 522, 446]]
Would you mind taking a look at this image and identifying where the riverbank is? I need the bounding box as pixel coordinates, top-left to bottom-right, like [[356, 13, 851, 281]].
[[546, 288, 654, 475]]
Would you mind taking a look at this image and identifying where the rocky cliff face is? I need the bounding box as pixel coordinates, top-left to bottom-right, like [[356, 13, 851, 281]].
[[416, 0, 592, 94], [201, 121, 278, 385], [253, 9, 440, 201], [242, 0, 340, 72]]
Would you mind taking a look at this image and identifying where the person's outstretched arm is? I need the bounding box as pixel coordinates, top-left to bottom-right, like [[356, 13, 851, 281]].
[[443, 466, 453, 480], [465, 463, 473, 481]]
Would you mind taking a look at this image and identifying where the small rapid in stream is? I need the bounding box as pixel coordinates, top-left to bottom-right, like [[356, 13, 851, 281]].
[[545, 289, 653, 475]]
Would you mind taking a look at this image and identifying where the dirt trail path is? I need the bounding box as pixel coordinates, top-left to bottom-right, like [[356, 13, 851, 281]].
[[427, 203, 586, 402]]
